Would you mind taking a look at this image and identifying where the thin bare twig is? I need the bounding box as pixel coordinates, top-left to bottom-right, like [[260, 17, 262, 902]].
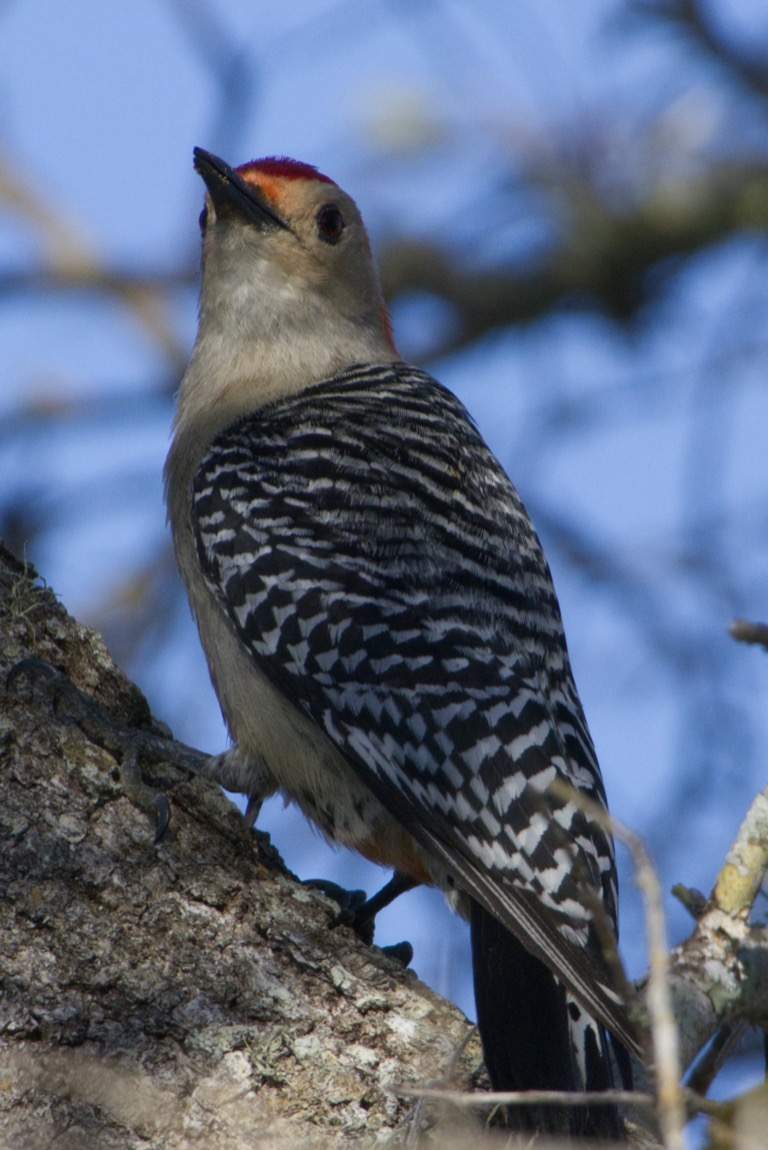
[[685, 1021, 748, 1097], [392, 1084, 656, 1110], [550, 779, 686, 1150], [626, 831, 686, 1150], [711, 787, 768, 921], [730, 619, 768, 653]]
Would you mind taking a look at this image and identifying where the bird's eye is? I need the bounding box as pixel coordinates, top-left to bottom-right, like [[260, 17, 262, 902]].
[[199, 205, 208, 233], [316, 204, 345, 244]]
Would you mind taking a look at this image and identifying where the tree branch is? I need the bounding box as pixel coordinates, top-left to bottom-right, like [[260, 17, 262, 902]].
[[665, 788, 768, 1068], [0, 541, 481, 1148]]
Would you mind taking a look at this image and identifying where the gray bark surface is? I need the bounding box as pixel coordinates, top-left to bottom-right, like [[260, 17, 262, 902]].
[[0, 542, 480, 1149]]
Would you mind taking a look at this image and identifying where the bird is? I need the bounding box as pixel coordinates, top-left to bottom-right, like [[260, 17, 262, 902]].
[[164, 146, 640, 1138]]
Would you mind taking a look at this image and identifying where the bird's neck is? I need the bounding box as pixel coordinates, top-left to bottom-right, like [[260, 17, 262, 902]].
[[165, 305, 399, 522]]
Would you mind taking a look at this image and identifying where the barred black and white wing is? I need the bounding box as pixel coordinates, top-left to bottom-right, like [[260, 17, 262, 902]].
[[192, 361, 638, 1062]]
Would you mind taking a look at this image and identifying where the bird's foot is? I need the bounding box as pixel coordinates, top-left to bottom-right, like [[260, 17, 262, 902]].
[[303, 871, 416, 965], [5, 657, 208, 841]]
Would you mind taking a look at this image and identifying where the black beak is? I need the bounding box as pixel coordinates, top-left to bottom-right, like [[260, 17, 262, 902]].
[[193, 147, 288, 232]]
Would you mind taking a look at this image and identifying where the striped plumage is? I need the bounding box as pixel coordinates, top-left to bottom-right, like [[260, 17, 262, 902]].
[[167, 149, 638, 1139], [190, 360, 636, 1132]]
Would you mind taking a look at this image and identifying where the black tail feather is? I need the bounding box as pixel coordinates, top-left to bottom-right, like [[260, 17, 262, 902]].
[[470, 899, 625, 1140]]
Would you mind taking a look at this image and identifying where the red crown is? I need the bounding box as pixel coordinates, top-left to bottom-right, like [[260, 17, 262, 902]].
[[236, 156, 334, 185]]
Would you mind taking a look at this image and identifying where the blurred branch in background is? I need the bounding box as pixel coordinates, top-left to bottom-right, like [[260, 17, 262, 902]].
[[638, 0, 768, 102], [380, 160, 768, 338], [0, 152, 188, 369]]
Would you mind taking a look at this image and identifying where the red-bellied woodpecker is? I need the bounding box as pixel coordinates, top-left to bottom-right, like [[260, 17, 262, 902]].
[[165, 147, 640, 1138]]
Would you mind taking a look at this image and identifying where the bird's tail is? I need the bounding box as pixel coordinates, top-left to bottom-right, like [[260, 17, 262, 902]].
[[470, 899, 627, 1140]]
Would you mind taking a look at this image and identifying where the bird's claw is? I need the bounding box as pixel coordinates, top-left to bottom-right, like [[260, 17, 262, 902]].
[[6, 657, 177, 842], [380, 941, 414, 966], [122, 743, 172, 842], [302, 875, 414, 965], [303, 878, 368, 922]]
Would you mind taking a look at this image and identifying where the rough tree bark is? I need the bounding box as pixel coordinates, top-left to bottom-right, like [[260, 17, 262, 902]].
[[1, 538, 767, 1148], [0, 541, 482, 1149]]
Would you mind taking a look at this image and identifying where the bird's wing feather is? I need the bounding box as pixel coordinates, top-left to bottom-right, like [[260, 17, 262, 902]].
[[192, 363, 638, 1055]]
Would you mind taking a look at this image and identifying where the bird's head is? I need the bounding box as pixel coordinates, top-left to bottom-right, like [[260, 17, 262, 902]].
[[191, 148, 397, 378]]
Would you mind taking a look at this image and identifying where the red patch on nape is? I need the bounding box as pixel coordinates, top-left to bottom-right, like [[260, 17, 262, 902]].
[[235, 156, 335, 186]]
